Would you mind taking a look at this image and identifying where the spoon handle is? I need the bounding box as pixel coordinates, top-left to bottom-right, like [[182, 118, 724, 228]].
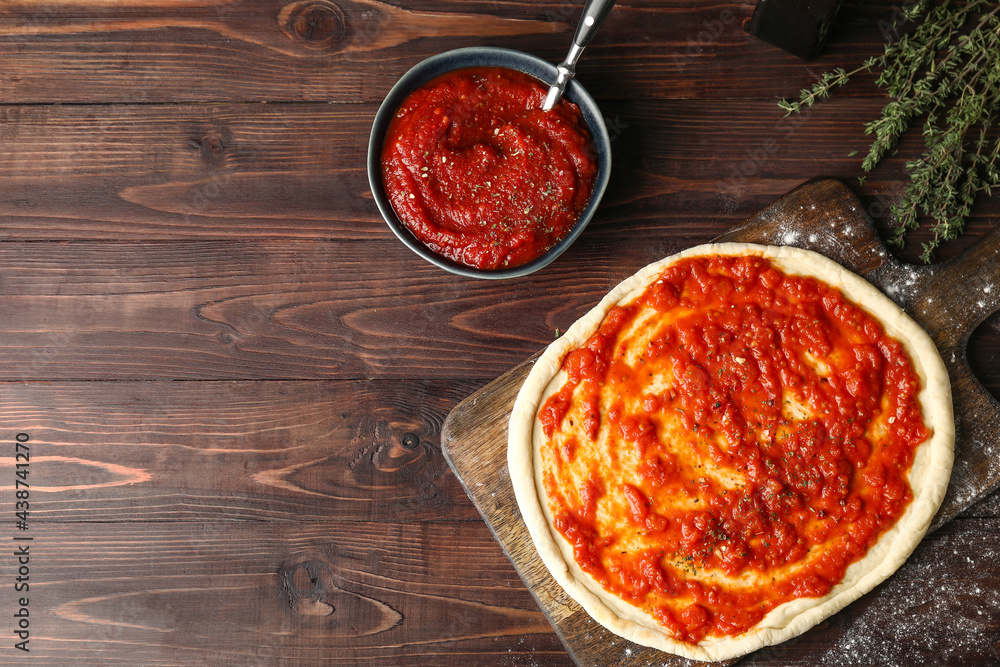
[[542, 0, 617, 110], [573, 0, 617, 49]]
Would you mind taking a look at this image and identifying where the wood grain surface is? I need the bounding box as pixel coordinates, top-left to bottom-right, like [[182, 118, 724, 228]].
[[0, 0, 997, 665]]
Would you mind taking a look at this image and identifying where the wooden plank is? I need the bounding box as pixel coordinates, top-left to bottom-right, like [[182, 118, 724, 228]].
[[0, 99, 996, 266], [0, 103, 375, 240], [0, 520, 572, 666], [0, 237, 993, 383], [0, 0, 903, 104], [0, 238, 603, 380], [0, 380, 481, 521]]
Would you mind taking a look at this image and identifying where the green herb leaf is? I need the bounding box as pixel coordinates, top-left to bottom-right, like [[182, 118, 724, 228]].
[[778, 0, 1000, 262]]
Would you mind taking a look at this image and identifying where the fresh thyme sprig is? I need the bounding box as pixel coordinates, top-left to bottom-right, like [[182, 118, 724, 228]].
[[779, 0, 1000, 262]]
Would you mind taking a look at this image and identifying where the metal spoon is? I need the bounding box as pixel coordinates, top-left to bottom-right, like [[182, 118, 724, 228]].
[[542, 0, 617, 111]]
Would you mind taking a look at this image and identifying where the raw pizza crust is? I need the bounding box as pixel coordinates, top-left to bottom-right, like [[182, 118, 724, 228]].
[[507, 242, 954, 662]]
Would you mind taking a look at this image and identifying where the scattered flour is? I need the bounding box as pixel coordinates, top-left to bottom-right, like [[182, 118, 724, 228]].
[[738, 502, 1000, 666], [812, 537, 1000, 666]]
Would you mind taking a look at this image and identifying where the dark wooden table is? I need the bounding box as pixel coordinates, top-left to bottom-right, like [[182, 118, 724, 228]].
[[1, 1, 997, 665]]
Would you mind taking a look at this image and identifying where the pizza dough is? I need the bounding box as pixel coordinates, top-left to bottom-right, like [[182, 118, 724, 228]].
[[508, 243, 954, 662]]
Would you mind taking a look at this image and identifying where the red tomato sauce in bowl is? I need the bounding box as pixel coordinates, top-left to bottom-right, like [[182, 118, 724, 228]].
[[380, 66, 599, 271]]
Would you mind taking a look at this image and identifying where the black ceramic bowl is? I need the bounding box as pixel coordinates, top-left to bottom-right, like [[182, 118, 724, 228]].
[[367, 46, 612, 280]]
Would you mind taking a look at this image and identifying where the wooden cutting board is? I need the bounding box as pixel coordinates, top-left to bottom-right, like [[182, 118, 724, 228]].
[[440, 178, 1000, 667]]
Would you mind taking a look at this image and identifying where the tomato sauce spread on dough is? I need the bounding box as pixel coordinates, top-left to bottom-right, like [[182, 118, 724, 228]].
[[537, 254, 929, 644], [381, 67, 598, 270]]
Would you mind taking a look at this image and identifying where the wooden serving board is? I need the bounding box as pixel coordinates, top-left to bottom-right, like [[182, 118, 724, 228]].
[[440, 178, 1000, 667]]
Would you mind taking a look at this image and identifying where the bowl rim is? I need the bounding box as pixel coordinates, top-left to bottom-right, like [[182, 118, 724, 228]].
[[367, 46, 612, 280]]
